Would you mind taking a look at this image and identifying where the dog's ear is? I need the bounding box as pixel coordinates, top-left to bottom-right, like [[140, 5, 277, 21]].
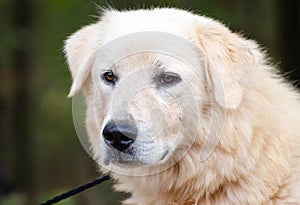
[[195, 20, 263, 109], [64, 23, 101, 97]]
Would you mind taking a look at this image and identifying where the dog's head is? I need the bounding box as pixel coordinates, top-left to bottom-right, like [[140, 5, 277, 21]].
[[65, 8, 262, 175]]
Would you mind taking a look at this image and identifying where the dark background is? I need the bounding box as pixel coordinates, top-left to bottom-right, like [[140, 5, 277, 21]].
[[0, 0, 299, 204]]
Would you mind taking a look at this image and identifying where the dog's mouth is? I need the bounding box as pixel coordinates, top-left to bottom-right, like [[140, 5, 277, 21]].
[[103, 146, 171, 167], [108, 159, 145, 168], [103, 152, 146, 166]]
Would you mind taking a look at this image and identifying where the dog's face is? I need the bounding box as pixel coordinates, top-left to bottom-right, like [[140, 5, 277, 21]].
[[91, 51, 207, 167], [65, 9, 262, 174]]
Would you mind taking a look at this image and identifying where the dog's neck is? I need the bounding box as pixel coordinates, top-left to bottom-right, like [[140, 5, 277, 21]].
[[113, 145, 289, 205]]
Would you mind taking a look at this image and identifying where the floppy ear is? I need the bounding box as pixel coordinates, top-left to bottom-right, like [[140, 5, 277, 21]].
[[64, 23, 101, 97], [195, 20, 263, 109]]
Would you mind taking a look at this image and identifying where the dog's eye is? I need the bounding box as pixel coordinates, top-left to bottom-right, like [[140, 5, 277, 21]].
[[161, 73, 178, 84], [102, 71, 116, 83]]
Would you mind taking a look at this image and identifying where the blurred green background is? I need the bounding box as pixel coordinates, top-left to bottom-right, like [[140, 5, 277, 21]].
[[0, 0, 299, 204]]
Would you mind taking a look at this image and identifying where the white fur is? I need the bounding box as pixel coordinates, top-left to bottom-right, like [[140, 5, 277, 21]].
[[65, 8, 300, 204]]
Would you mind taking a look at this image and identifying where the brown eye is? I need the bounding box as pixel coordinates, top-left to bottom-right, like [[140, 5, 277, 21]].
[[103, 71, 116, 83], [161, 73, 177, 84]]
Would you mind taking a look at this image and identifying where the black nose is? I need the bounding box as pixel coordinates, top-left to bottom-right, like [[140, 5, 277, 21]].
[[102, 121, 137, 152]]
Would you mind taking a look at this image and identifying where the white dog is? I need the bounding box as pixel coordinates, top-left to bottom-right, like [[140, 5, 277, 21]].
[[65, 8, 300, 204]]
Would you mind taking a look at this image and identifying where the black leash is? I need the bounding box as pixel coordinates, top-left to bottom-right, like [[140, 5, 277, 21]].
[[40, 175, 111, 205]]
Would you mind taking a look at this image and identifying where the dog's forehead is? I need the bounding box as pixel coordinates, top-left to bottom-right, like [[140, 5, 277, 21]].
[[92, 8, 208, 77], [112, 53, 159, 72]]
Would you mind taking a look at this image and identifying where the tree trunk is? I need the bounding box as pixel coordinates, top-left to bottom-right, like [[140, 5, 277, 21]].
[[11, 0, 35, 203]]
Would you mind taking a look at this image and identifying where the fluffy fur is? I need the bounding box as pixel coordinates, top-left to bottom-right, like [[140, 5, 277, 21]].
[[65, 8, 300, 204]]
